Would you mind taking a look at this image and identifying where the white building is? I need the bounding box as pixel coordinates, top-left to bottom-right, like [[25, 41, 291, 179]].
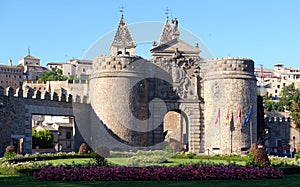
[[255, 64, 300, 99]]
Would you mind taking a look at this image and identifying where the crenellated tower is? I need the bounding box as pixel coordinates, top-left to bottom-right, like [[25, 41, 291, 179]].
[[203, 57, 257, 154]]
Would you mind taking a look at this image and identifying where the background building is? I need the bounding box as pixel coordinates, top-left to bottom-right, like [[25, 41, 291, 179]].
[[255, 64, 300, 99], [0, 61, 23, 93]]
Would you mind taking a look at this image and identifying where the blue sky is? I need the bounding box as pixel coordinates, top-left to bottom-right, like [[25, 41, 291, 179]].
[[0, 0, 299, 69]]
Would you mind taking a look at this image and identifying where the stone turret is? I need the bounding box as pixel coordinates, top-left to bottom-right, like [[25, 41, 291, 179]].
[[203, 57, 257, 154], [110, 15, 136, 56]]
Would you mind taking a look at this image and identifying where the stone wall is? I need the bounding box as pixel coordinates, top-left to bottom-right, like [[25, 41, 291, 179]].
[[264, 117, 300, 148], [0, 86, 89, 156]]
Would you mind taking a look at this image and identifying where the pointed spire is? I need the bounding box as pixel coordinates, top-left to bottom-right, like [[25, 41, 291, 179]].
[[158, 17, 173, 45], [110, 14, 136, 56]]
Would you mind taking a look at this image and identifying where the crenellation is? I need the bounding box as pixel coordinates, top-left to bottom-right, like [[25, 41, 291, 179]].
[[265, 116, 291, 123], [68, 94, 73, 103], [44, 91, 51, 100], [26, 89, 34, 99], [16, 88, 23, 98], [52, 92, 59, 101], [34, 90, 41, 99]]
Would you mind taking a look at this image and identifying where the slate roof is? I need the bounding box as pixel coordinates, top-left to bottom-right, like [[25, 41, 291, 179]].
[[110, 16, 136, 49]]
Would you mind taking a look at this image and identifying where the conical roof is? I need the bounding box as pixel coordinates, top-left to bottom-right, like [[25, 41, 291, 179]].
[[110, 16, 136, 49]]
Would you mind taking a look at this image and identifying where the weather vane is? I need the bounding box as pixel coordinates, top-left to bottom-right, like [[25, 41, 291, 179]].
[[120, 5, 125, 18], [164, 7, 171, 19]]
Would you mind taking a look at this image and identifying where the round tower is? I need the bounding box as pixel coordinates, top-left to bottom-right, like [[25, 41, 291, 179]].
[[203, 57, 257, 154], [89, 55, 150, 147]]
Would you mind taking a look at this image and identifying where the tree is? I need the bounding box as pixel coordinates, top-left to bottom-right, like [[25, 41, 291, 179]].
[[279, 83, 300, 128], [32, 129, 54, 148], [290, 100, 300, 129], [38, 67, 68, 82], [263, 96, 279, 111]]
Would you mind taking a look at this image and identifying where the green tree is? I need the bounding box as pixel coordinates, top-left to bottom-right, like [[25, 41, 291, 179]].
[[32, 129, 54, 148], [38, 67, 68, 81], [263, 95, 279, 111], [279, 83, 300, 128], [290, 100, 300, 129]]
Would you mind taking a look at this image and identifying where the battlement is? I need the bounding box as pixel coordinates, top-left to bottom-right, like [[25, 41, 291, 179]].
[[23, 80, 88, 85], [92, 55, 145, 71], [206, 57, 254, 73], [0, 86, 89, 104], [265, 116, 291, 123]]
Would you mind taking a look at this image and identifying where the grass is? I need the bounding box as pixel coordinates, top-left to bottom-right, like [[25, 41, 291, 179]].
[[1, 156, 299, 186], [107, 157, 246, 166], [38, 158, 92, 166], [0, 174, 299, 187]]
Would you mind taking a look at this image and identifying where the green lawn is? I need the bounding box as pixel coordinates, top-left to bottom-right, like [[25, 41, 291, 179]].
[[0, 174, 299, 187], [107, 158, 246, 166], [38, 158, 92, 166]]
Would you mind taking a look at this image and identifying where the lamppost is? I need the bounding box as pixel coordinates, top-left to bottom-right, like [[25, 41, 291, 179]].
[[57, 131, 61, 152], [293, 136, 296, 152]]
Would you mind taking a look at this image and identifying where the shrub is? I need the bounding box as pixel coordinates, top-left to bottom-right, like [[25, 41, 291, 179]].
[[127, 150, 172, 166], [91, 152, 108, 166], [249, 144, 270, 167], [5, 145, 15, 153], [6, 152, 92, 163], [4, 145, 16, 159], [78, 143, 89, 155], [0, 161, 52, 176]]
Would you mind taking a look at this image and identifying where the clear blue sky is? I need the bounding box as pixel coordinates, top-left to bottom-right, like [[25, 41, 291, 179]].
[[0, 0, 299, 69]]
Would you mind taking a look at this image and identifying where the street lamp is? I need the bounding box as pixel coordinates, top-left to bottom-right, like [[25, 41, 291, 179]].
[[57, 131, 61, 151], [293, 136, 296, 152]]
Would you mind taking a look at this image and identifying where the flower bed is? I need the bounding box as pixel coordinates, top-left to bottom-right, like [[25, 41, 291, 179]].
[[34, 165, 283, 181]]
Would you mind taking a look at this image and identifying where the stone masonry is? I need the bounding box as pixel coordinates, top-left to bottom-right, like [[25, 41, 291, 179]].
[[0, 16, 258, 155]]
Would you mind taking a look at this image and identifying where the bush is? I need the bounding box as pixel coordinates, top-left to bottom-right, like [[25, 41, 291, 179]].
[[4, 145, 16, 159], [91, 152, 108, 166], [5, 152, 92, 163], [249, 144, 270, 167], [78, 143, 89, 155], [0, 161, 52, 176], [127, 150, 172, 166]]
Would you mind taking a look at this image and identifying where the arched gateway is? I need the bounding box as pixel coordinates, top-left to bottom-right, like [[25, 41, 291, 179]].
[[0, 15, 257, 155]]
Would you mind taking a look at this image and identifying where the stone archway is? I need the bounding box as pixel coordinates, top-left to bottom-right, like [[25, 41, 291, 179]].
[[163, 109, 189, 152]]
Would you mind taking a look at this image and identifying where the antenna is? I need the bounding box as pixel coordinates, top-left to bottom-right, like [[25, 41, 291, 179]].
[[120, 5, 125, 18], [28, 47, 31, 55], [164, 7, 170, 19]]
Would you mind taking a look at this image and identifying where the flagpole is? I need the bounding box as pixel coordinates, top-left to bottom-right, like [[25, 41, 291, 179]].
[[219, 111, 221, 154], [250, 118, 252, 145]]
